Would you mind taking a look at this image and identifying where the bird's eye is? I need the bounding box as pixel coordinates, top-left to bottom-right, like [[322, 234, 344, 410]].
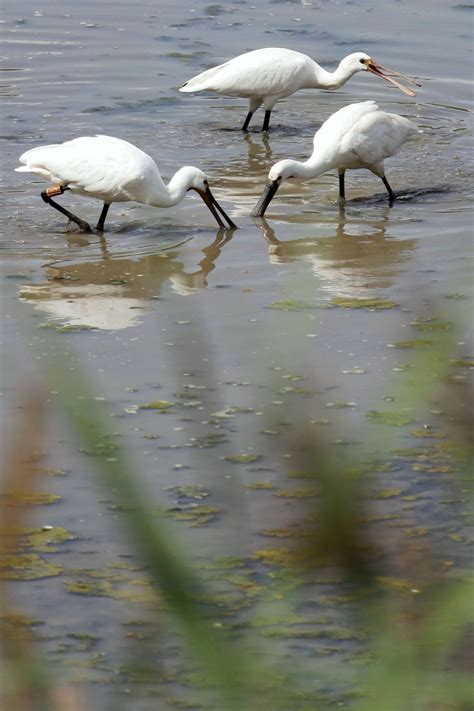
[[359, 58, 366, 64]]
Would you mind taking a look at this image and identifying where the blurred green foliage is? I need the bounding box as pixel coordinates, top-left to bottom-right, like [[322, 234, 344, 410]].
[[1, 312, 472, 710]]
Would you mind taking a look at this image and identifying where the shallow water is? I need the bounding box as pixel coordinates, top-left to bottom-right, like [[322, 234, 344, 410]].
[[1, 0, 473, 707]]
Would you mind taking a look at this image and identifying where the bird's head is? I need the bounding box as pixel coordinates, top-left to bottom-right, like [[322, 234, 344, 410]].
[[251, 160, 299, 218], [340, 51, 373, 74], [341, 52, 419, 96], [183, 167, 236, 229], [180, 166, 208, 193], [268, 159, 299, 184]]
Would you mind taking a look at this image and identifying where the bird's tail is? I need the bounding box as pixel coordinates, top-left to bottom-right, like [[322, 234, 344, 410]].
[[179, 61, 230, 93], [179, 82, 199, 93]]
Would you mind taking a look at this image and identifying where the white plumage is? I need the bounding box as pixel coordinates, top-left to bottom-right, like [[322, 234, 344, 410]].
[[16, 135, 235, 231], [252, 101, 418, 216], [180, 48, 418, 131], [310, 101, 417, 174], [17, 136, 160, 204]]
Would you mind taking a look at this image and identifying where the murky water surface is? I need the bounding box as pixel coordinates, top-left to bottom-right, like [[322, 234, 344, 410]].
[[1, 0, 473, 707]]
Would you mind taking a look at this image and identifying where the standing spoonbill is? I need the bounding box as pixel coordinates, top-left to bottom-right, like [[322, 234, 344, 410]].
[[16, 135, 236, 232], [179, 48, 419, 132], [251, 101, 418, 216]]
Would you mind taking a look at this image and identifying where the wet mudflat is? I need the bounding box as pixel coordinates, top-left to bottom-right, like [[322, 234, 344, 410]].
[[1, 0, 473, 708]]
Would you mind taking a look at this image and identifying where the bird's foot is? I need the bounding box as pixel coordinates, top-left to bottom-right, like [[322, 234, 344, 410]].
[[77, 219, 93, 233], [65, 217, 92, 233]]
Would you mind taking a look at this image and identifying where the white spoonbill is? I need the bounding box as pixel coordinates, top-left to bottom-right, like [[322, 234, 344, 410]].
[[179, 48, 419, 132], [16, 135, 236, 232], [251, 101, 418, 216]]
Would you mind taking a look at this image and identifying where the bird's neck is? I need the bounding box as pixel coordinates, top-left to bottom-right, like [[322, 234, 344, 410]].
[[288, 158, 333, 181], [148, 168, 191, 207], [310, 59, 357, 90]]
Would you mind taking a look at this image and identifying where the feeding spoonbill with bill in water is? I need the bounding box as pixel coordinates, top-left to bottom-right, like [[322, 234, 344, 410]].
[[251, 101, 419, 216], [179, 48, 420, 132], [16, 135, 236, 232]]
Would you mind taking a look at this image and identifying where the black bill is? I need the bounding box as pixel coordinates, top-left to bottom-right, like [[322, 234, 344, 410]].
[[196, 186, 236, 229], [250, 180, 280, 218], [367, 60, 420, 97]]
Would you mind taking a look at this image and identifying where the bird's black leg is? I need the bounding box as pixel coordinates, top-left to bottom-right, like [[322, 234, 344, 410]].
[[41, 185, 92, 232], [382, 176, 395, 203], [242, 111, 253, 132], [96, 203, 111, 232], [262, 110, 272, 132], [338, 171, 346, 201]]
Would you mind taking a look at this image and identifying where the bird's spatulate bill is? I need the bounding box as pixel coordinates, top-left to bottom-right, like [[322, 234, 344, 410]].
[[251, 180, 280, 218], [375, 64, 421, 87], [368, 62, 419, 97], [197, 187, 236, 229]]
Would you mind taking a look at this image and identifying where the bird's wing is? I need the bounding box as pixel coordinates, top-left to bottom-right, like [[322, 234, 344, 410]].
[[18, 136, 157, 200], [341, 111, 417, 166], [180, 48, 310, 97], [313, 101, 378, 150]]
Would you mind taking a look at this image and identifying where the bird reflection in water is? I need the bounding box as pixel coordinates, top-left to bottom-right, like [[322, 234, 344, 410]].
[[244, 132, 273, 174], [19, 228, 235, 330], [217, 133, 274, 218], [169, 229, 233, 295], [255, 210, 416, 299]]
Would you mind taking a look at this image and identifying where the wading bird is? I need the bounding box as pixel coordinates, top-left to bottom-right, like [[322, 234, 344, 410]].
[[16, 135, 236, 232], [179, 48, 419, 132], [251, 101, 418, 216]]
